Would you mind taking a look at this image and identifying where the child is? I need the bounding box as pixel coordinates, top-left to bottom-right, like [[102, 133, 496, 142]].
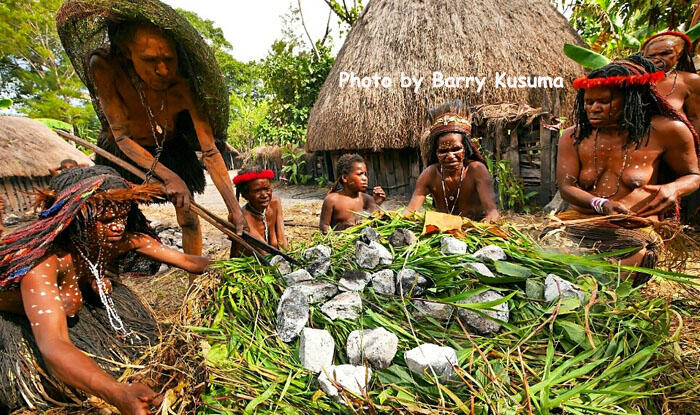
[[230, 166, 287, 257], [0, 166, 211, 414], [320, 154, 386, 233], [49, 158, 89, 176]]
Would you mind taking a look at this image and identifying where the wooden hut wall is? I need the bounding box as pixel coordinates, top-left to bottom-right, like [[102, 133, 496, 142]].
[[320, 149, 422, 196], [1, 176, 50, 215]]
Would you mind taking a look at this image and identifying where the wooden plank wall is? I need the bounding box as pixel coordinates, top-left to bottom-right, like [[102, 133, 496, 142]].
[[1, 176, 49, 215]]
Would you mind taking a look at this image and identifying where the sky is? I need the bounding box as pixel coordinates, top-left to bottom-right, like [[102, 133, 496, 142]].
[[162, 0, 344, 62]]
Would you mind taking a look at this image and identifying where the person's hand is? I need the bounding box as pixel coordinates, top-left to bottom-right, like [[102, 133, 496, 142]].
[[482, 211, 500, 223], [164, 176, 191, 210], [635, 184, 678, 217], [600, 199, 630, 215], [228, 211, 249, 236], [113, 382, 161, 415], [372, 186, 386, 205]]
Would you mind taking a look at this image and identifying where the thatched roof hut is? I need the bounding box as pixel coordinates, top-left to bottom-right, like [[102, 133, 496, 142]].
[[306, 0, 585, 199], [0, 116, 92, 214]]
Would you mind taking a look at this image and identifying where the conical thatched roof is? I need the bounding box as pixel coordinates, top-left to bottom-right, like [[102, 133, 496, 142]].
[[0, 116, 92, 177], [306, 0, 585, 152]]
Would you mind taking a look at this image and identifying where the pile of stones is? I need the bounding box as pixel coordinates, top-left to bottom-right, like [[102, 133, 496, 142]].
[[273, 227, 585, 403]]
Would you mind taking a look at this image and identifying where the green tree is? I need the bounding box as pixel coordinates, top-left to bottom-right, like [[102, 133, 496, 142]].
[[556, 0, 695, 57], [0, 0, 99, 138], [258, 39, 334, 146]]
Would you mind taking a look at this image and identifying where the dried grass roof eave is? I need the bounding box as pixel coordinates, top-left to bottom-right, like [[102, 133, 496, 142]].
[[0, 116, 93, 178], [306, 0, 586, 153]]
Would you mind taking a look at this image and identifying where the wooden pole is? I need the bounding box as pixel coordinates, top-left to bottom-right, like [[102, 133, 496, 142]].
[[54, 130, 296, 264]]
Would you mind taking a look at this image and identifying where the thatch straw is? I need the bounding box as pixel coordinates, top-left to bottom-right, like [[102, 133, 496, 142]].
[[0, 116, 92, 178], [306, 0, 585, 153]]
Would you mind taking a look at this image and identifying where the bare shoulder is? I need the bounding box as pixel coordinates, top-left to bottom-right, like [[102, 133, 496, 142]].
[[468, 160, 490, 177], [560, 126, 576, 143], [88, 53, 118, 78], [322, 192, 340, 206], [651, 115, 691, 137], [271, 195, 283, 210], [680, 70, 700, 90]]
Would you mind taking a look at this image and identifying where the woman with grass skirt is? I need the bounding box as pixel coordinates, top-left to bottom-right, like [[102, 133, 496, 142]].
[[0, 166, 212, 414], [404, 99, 500, 222], [555, 55, 700, 285]]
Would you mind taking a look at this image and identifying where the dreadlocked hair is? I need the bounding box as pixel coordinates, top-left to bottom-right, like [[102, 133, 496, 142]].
[[573, 54, 699, 154], [329, 154, 365, 194], [235, 164, 267, 200], [425, 99, 485, 166]]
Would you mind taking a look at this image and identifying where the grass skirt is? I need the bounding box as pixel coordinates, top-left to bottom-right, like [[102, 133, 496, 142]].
[[0, 282, 159, 412]]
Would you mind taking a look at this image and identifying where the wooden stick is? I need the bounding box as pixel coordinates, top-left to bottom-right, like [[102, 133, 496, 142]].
[[54, 130, 274, 263]]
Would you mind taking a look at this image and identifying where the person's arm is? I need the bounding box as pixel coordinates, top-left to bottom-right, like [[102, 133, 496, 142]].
[[185, 93, 247, 235], [471, 162, 500, 222], [637, 119, 700, 216], [49, 167, 60, 176], [683, 73, 700, 135], [556, 128, 629, 215], [89, 55, 191, 210], [319, 195, 335, 234], [126, 233, 211, 273], [20, 256, 158, 415], [363, 193, 378, 213], [272, 197, 288, 249], [403, 167, 433, 214]]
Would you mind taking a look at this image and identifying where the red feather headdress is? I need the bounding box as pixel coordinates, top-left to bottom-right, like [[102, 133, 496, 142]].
[[233, 169, 274, 186], [642, 31, 692, 52], [573, 70, 665, 89]]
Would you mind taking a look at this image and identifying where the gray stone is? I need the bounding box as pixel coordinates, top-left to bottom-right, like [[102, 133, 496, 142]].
[[283, 269, 313, 286], [544, 191, 569, 214], [270, 255, 292, 276], [440, 236, 467, 255], [347, 327, 398, 369], [360, 227, 381, 244], [318, 365, 373, 403], [371, 270, 395, 296], [276, 288, 309, 342], [396, 269, 430, 297], [404, 344, 458, 379], [299, 328, 335, 373], [464, 262, 495, 278], [525, 279, 544, 300], [339, 270, 372, 292], [473, 245, 507, 261], [304, 245, 331, 261], [291, 281, 338, 304], [355, 241, 393, 269], [413, 299, 453, 321], [544, 274, 585, 304], [157, 263, 169, 274], [308, 257, 331, 277], [388, 228, 418, 247], [320, 292, 362, 321], [456, 290, 509, 335]]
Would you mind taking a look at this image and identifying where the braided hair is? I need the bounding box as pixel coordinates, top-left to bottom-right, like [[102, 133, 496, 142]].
[[573, 54, 699, 153], [329, 153, 365, 194]]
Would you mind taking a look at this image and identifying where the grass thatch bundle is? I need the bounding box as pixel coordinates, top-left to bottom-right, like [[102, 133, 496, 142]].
[[185, 212, 699, 414]]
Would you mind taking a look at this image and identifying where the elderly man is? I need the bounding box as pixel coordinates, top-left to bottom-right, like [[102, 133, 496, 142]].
[[642, 31, 700, 134], [87, 23, 246, 257]]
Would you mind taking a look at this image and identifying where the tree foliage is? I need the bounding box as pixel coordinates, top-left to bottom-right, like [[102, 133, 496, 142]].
[[556, 0, 695, 58], [0, 0, 99, 138]]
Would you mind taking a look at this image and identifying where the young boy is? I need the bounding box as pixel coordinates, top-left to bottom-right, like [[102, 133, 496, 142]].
[[320, 154, 386, 233], [230, 166, 288, 257]]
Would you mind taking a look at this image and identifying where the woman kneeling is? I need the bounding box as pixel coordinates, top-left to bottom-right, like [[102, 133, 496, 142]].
[[405, 100, 499, 222]]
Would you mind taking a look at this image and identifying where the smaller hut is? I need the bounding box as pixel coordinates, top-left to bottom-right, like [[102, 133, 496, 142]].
[[0, 116, 92, 215]]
